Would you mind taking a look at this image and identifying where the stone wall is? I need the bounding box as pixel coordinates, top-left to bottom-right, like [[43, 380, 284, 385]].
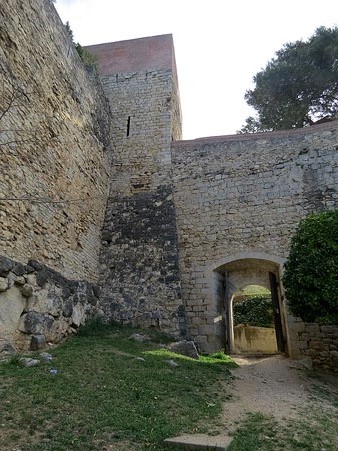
[[1, 0, 338, 370], [233, 325, 278, 355], [0, 0, 112, 282], [172, 122, 338, 353], [87, 37, 186, 336], [288, 321, 338, 372], [0, 256, 100, 355]]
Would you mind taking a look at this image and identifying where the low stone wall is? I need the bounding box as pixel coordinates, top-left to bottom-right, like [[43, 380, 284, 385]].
[[296, 323, 338, 373], [233, 325, 278, 354], [0, 256, 100, 355]]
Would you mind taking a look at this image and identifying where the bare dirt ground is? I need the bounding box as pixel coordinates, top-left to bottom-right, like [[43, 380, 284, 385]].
[[167, 354, 338, 450], [220, 354, 338, 434]]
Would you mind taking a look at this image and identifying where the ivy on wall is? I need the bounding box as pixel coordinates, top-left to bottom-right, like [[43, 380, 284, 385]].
[[233, 296, 274, 328]]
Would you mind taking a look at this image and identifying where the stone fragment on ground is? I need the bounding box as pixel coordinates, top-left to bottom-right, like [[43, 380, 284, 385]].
[[164, 433, 232, 450], [167, 340, 199, 359], [128, 333, 150, 342], [19, 357, 40, 367], [39, 352, 53, 362], [165, 359, 179, 367]]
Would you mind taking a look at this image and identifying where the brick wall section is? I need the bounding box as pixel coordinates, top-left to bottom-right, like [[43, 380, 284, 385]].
[[0, 0, 112, 282], [88, 38, 185, 336], [85, 34, 175, 74], [171, 122, 338, 353]]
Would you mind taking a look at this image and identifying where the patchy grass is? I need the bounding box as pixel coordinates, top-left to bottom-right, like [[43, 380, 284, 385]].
[[229, 382, 338, 451], [0, 324, 235, 450]]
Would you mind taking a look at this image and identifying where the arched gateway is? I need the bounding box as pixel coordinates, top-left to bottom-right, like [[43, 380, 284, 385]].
[[212, 253, 287, 355]]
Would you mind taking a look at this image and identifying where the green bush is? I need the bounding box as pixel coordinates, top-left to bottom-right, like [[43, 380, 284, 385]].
[[283, 211, 338, 324], [233, 296, 274, 327], [75, 43, 98, 69]]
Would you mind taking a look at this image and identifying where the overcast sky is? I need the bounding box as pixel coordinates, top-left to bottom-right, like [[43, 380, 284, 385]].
[[55, 0, 338, 140]]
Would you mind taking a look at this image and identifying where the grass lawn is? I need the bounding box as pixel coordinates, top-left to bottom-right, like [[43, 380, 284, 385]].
[[0, 322, 235, 450]]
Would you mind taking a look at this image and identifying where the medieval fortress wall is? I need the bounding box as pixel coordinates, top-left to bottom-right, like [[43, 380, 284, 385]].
[[1, 0, 111, 282], [172, 126, 338, 359], [1, 0, 338, 369], [86, 37, 185, 336], [0, 0, 111, 350]]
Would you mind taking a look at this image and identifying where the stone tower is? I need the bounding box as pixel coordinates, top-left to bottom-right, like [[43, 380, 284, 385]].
[[86, 35, 186, 336]]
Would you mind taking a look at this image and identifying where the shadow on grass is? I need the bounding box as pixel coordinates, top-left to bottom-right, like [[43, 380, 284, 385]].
[[0, 323, 236, 451]]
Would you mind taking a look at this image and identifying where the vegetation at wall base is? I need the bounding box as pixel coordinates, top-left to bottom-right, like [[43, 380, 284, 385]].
[[283, 210, 338, 324], [0, 323, 235, 451]]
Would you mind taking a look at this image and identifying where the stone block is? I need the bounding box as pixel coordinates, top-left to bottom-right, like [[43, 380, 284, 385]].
[[0, 256, 14, 277], [19, 311, 54, 335], [30, 334, 47, 351], [71, 304, 86, 327], [0, 285, 25, 339], [167, 340, 199, 359], [0, 277, 8, 292], [22, 284, 34, 298]]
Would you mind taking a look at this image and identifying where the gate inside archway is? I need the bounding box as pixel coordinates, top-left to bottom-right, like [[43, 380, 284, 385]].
[[213, 257, 288, 355]]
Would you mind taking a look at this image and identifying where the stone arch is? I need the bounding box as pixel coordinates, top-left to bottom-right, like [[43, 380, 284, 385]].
[[212, 252, 289, 355]]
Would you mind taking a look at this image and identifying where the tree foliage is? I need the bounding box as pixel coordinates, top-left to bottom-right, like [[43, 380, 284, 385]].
[[283, 211, 338, 324], [239, 27, 338, 133]]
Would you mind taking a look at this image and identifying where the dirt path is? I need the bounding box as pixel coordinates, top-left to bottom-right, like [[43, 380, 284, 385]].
[[220, 354, 338, 434]]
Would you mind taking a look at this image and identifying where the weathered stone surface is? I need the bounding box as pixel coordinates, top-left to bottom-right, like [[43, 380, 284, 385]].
[[0, 285, 25, 340], [1, 0, 112, 283], [167, 340, 199, 359], [164, 433, 233, 450], [12, 263, 26, 277], [39, 352, 53, 362], [26, 274, 38, 286], [28, 288, 63, 317], [0, 340, 16, 356], [14, 276, 25, 286], [22, 284, 34, 298], [30, 334, 47, 351], [0, 277, 8, 292], [62, 300, 73, 318], [129, 333, 150, 343], [20, 357, 40, 367], [71, 304, 86, 328], [20, 312, 54, 335], [92, 38, 184, 337], [1, 256, 101, 351], [36, 270, 49, 288], [0, 257, 15, 277], [296, 323, 338, 371]]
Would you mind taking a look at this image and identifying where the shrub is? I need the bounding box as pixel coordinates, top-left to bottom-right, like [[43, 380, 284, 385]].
[[233, 296, 274, 327], [283, 211, 338, 324], [75, 43, 98, 69]]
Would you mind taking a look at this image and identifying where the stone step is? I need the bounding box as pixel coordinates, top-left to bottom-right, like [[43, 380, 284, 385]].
[[164, 433, 233, 450]]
